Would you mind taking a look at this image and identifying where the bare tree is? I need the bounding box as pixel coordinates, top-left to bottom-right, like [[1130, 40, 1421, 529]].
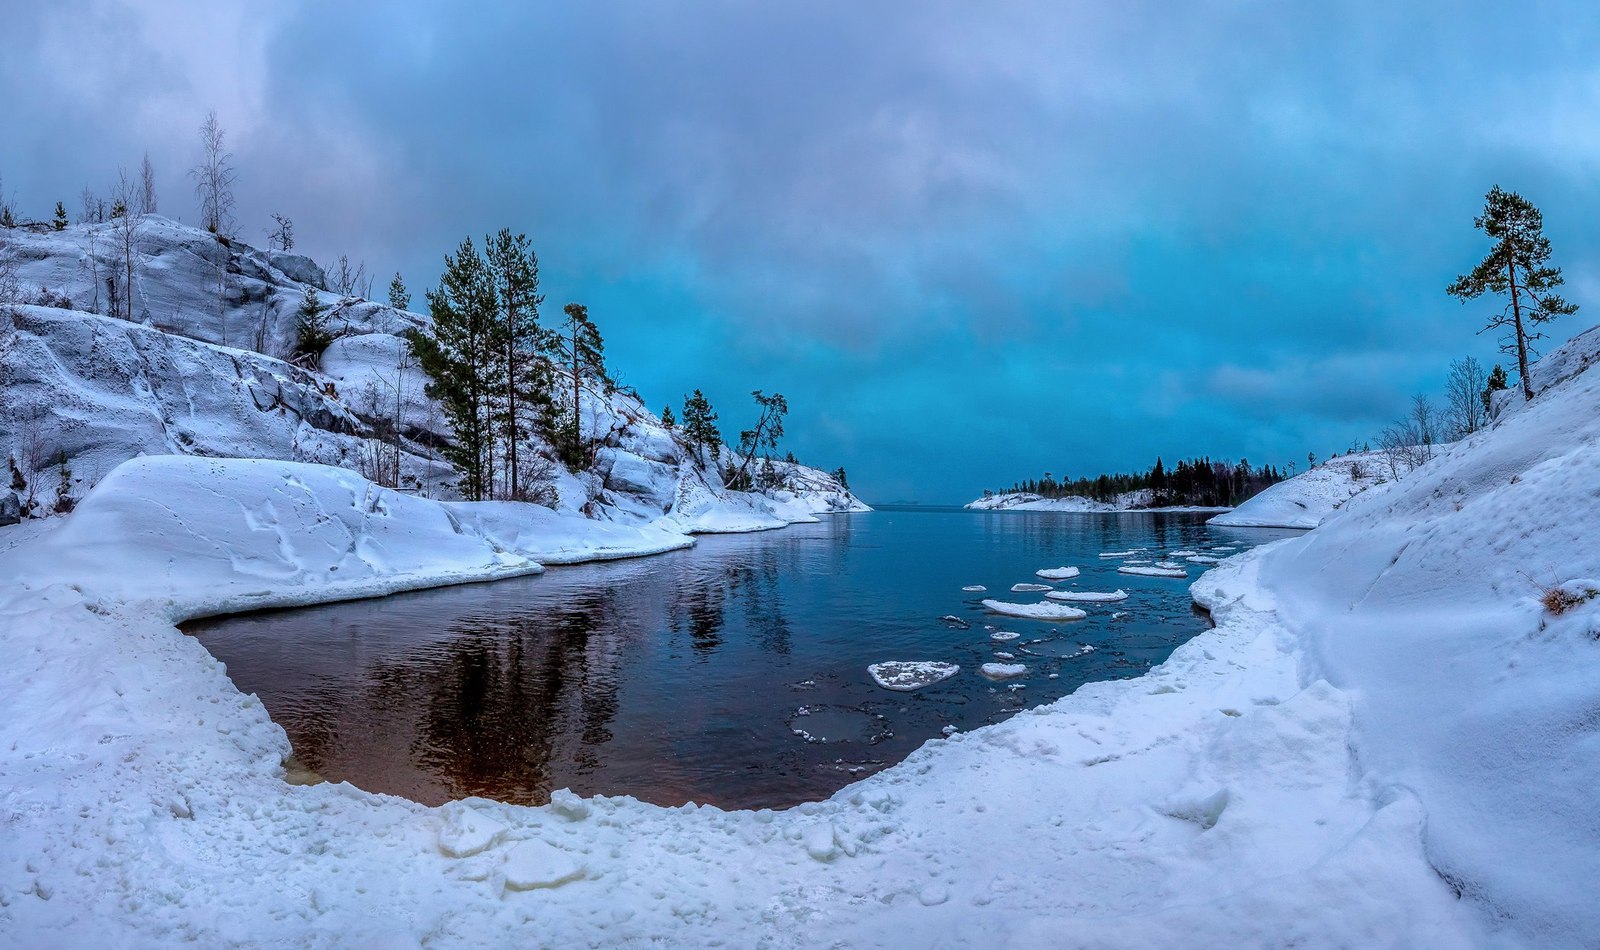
[[0, 173, 15, 229], [79, 186, 106, 224], [139, 153, 157, 216], [110, 169, 144, 321], [0, 230, 19, 305], [267, 213, 295, 252], [328, 255, 354, 295], [189, 111, 237, 236], [1444, 356, 1488, 438], [1409, 394, 1440, 457]]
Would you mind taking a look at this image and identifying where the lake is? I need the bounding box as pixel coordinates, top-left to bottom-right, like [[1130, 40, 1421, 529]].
[[186, 507, 1294, 810]]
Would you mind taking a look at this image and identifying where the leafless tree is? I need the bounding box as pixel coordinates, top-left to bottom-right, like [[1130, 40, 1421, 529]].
[[1409, 394, 1440, 455], [267, 213, 295, 252], [0, 232, 20, 305], [110, 169, 144, 321], [189, 111, 237, 236], [0, 173, 15, 229], [1443, 356, 1488, 439], [79, 186, 106, 224], [138, 152, 157, 216], [327, 254, 372, 297]]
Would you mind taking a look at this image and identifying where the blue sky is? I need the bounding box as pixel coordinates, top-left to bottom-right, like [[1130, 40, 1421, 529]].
[[3, 1, 1598, 502]]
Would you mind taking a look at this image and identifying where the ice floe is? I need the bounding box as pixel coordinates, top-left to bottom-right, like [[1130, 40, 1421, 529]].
[[1098, 550, 1138, 558], [1187, 555, 1221, 564], [961, 585, 987, 592], [980, 599, 1089, 621], [1011, 583, 1053, 592], [1035, 566, 1080, 580], [989, 631, 1021, 642], [868, 661, 960, 692], [978, 662, 1027, 680], [1119, 565, 1187, 578], [1045, 589, 1129, 603], [1154, 561, 1185, 570]]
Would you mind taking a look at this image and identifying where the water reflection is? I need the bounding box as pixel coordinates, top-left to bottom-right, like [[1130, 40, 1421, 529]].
[[187, 510, 1296, 809]]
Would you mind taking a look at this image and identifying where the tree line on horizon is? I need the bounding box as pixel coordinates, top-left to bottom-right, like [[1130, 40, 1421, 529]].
[[988, 456, 1286, 508]]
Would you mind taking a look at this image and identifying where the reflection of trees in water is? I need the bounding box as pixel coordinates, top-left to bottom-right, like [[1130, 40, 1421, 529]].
[[668, 541, 798, 659], [345, 593, 626, 805]]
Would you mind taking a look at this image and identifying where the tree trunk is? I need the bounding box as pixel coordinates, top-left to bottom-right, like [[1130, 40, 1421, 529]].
[[505, 291, 519, 500], [1506, 249, 1533, 401]]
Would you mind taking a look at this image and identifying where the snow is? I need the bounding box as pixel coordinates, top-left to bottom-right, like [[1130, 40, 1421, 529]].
[[977, 662, 1028, 680], [980, 599, 1089, 621], [1035, 566, 1079, 580], [1045, 588, 1129, 603], [1010, 582, 1052, 592], [1209, 449, 1390, 529], [867, 661, 960, 692], [5, 220, 1598, 944], [966, 491, 1233, 514], [1119, 565, 1187, 578]]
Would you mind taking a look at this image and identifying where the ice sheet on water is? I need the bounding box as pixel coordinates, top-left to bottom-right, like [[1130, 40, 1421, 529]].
[[788, 704, 892, 743], [981, 599, 1088, 621], [940, 615, 971, 629], [1098, 550, 1138, 558], [1046, 589, 1129, 603], [979, 662, 1027, 680], [1187, 555, 1221, 564], [1011, 583, 1053, 592], [990, 631, 1021, 641], [867, 661, 960, 692], [961, 585, 987, 592], [1155, 561, 1185, 570], [1036, 566, 1080, 580], [1119, 565, 1187, 578]]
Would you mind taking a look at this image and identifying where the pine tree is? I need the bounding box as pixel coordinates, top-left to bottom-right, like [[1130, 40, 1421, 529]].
[[293, 284, 334, 368], [483, 229, 548, 496], [409, 237, 499, 501], [555, 302, 606, 468], [832, 466, 848, 489], [1482, 363, 1509, 413], [1448, 186, 1578, 401], [681, 389, 721, 465], [730, 390, 788, 490], [388, 272, 410, 311], [53, 202, 68, 231], [660, 404, 675, 428]]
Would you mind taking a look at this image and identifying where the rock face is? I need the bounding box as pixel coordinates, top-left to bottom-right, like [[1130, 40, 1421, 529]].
[[0, 491, 19, 526]]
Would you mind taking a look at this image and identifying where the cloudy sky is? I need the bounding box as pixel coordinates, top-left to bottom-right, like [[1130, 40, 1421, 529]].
[[3, 1, 1598, 502]]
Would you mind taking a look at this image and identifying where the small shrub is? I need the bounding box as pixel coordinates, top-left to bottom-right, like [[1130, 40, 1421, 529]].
[[1542, 583, 1599, 616]]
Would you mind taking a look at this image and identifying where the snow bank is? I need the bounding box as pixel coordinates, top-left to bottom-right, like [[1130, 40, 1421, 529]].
[[0, 455, 691, 618], [1209, 449, 1389, 529]]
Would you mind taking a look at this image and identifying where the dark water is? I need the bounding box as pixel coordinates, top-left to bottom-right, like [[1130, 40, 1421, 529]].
[[186, 508, 1294, 810]]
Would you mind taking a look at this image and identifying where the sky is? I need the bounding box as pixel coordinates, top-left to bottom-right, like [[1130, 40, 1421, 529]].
[[3, 1, 1599, 503]]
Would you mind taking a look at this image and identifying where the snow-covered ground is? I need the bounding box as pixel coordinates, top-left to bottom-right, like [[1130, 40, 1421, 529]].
[[4, 216, 1598, 945], [1208, 449, 1390, 529]]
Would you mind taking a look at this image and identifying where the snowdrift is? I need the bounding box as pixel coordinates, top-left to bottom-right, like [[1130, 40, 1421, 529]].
[[1208, 449, 1389, 529]]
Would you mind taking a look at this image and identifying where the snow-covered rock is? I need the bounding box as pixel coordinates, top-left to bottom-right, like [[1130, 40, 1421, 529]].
[[1208, 449, 1389, 529]]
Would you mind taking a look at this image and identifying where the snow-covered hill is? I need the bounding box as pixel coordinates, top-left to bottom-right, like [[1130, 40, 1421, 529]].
[[1208, 449, 1388, 529], [0, 216, 866, 525]]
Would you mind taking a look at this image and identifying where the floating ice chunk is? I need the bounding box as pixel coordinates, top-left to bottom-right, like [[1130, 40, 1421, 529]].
[[1110, 611, 1130, 620], [1098, 550, 1137, 558], [1011, 583, 1052, 592], [941, 724, 958, 735], [940, 615, 971, 629], [994, 651, 1015, 660], [501, 839, 587, 891], [1187, 555, 1221, 564], [979, 662, 1027, 680], [1123, 559, 1153, 565], [1046, 588, 1129, 603], [1119, 565, 1187, 578], [981, 599, 1088, 621], [961, 585, 987, 592], [868, 661, 960, 692], [1168, 550, 1199, 557], [1154, 561, 1185, 570], [1035, 566, 1080, 580], [990, 631, 1021, 641]]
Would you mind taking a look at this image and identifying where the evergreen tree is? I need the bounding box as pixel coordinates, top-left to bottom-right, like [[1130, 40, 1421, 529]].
[[1, 206, 14, 229], [388, 272, 410, 311], [555, 302, 606, 467], [483, 229, 548, 496], [293, 284, 334, 368], [681, 389, 721, 465], [1448, 185, 1578, 401], [660, 404, 675, 428], [1482, 363, 1509, 413], [832, 466, 848, 490], [730, 390, 788, 490], [409, 237, 498, 501], [53, 202, 68, 231]]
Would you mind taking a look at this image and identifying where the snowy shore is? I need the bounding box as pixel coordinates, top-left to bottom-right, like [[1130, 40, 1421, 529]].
[[3, 312, 1599, 943], [966, 491, 1232, 514]]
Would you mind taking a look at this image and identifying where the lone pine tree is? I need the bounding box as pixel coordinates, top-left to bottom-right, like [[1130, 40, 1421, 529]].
[[1448, 186, 1577, 401]]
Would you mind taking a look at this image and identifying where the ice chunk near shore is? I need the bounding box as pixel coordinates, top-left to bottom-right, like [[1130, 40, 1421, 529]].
[[1046, 589, 1129, 603], [502, 839, 587, 891], [981, 599, 1089, 621], [1036, 566, 1080, 580], [1119, 565, 1187, 578], [1187, 555, 1221, 564], [979, 662, 1028, 680], [1098, 550, 1137, 558], [990, 631, 1021, 642], [868, 661, 960, 692], [961, 585, 987, 592], [1168, 550, 1199, 557], [1155, 561, 1185, 570], [1011, 583, 1052, 592], [940, 615, 971, 629]]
